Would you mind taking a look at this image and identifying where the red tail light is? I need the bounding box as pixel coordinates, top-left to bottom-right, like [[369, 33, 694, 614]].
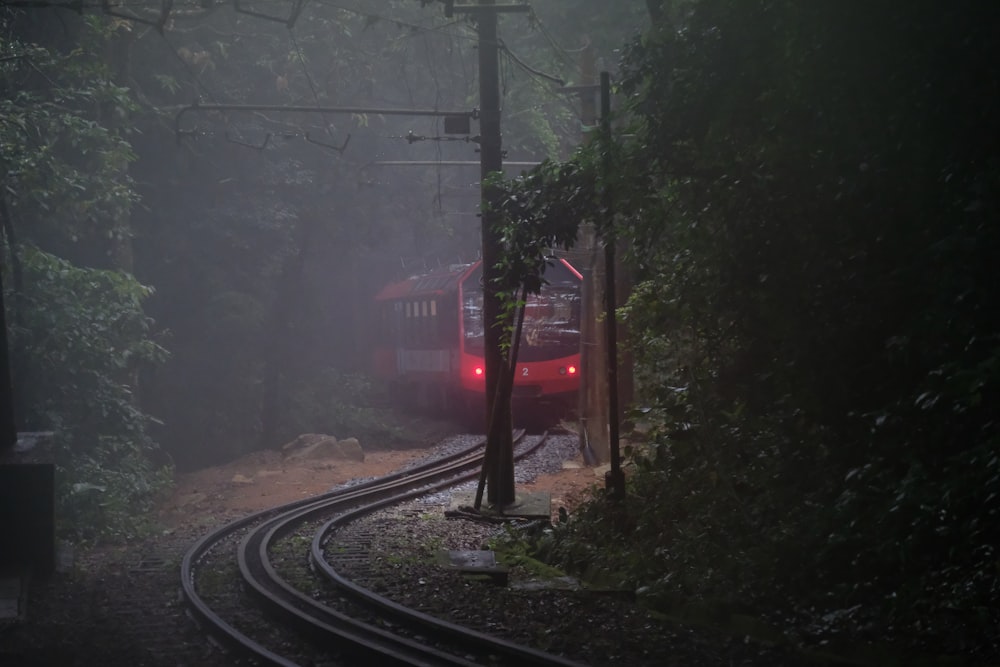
[[474, 366, 484, 377]]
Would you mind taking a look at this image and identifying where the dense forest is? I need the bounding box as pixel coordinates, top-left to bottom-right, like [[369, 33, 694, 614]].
[[1, 0, 644, 532], [494, 1, 999, 661], [2, 0, 997, 661]]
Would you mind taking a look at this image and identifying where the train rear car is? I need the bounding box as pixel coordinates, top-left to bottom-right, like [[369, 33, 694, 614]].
[[372, 263, 471, 412]]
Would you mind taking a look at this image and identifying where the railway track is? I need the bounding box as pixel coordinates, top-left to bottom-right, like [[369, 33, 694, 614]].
[[180, 431, 587, 667]]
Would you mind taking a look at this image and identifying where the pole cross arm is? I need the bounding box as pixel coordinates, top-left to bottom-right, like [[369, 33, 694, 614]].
[[174, 102, 477, 144]]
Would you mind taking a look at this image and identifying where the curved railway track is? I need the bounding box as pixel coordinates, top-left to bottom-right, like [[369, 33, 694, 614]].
[[181, 431, 587, 667]]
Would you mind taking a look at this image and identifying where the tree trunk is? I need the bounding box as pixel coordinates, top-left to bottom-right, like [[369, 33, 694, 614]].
[[259, 214, 317, 449]]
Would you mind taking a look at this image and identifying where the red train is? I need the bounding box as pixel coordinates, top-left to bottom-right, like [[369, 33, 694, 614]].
[[372, 258, 582, 423]]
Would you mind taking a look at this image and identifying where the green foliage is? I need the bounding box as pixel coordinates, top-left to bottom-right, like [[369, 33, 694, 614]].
[[0, 26, 138, 261], [493, 155, 598, 276], [10, 247, 170, 541], [2, 21, 170, 541], [497, 0, 1000, 658], [488, 152, 601, 348]]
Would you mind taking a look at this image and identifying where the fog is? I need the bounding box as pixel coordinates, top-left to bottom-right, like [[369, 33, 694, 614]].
[[0, 1, 643, 476]]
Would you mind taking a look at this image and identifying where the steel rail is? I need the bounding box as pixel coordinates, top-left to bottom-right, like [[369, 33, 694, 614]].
[[241, 432, 561, 666], [237, 436, 525, 665], [180, 433, 498, 666], [309, 435, 586, 667]]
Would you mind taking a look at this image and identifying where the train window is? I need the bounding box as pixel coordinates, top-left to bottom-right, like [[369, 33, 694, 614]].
[[427, 300, 438, 345], [399, 301, 413, 342], [463, 289, 485, 354], [416, 300, 423, 343], [423, 301, 429, 344], [518, 285, 581, 362], [392, 302, 403, 342], [422, 300, 432, 345]]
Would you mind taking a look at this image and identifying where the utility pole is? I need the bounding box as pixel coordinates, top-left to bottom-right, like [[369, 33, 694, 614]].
[[477, 0, 513, 507], [442, 1, 529, 508], [563, 47, 611, 465], [600, 71, 625, 500]]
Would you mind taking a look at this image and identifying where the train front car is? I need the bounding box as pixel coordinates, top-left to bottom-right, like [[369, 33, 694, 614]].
[[458, 258, 582, 424], [374, 258, 582, 426]]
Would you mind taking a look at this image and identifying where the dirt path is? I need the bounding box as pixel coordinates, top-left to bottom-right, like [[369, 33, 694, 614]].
[[158, 437, 602, 531]]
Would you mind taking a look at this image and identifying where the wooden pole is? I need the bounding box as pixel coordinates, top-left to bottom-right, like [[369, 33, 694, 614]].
[[601, 72, 625, 500]]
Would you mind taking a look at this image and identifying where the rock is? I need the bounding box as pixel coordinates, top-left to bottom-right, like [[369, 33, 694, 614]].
[[286, 435, 364, 462], [335, 437, 364, 462], [282, 433, 333, 454], [286, 436, 338, 461], [231, 473, 254, 485]]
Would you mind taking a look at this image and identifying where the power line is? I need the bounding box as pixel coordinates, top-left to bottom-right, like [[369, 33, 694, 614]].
[[499, 38, 564, 86]]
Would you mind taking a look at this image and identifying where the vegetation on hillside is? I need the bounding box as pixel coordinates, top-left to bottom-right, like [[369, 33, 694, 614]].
[[494, 1, 998, 660], [1, 21, 169, 540]]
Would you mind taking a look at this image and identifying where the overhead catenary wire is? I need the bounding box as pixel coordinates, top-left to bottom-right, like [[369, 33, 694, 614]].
[[49, 0, 563, 157], [178, 126, 351, 154], [498, 38, 565, 87]]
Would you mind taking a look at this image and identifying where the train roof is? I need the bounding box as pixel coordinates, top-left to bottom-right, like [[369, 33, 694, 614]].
[[374, 257, 581, 302], [374, 262, 476, 301]]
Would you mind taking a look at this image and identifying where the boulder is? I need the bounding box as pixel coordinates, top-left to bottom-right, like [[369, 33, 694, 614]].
[[334, 437, 364, 462], [282, 433, 332, 455], [284, 434, 364, 462]]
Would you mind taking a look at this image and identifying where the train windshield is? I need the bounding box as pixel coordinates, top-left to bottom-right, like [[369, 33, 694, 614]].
[[463, 272, 581, 362]]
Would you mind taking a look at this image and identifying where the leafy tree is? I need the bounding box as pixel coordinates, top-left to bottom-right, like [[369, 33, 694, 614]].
[[12, 247, 168, 540], [1, 20, 169, 539], [496, 0, 999, 658]]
